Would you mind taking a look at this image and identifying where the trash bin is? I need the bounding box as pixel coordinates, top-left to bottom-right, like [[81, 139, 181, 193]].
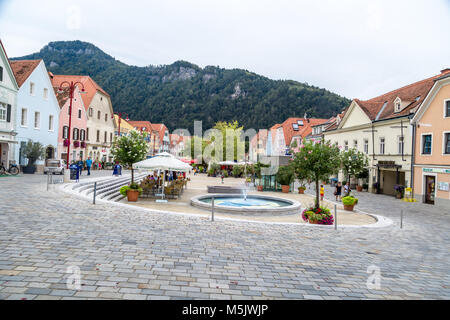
[[69, 164, 80, 181]]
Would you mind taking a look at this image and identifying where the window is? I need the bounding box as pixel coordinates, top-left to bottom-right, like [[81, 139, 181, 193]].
[[344, 141, 348, 151], [444, 133, 450, 154], [380, 138, 385, 154], [96, 130, 100, 142], [422, 134, 432, 155], [86, 128, 89, 141], [73, 128, 79, 140], [48, 115, 54, 131], [298, 120, 304, 126], [97, 111, 101, 120], [110, 133, 113, 142], [21, 108, 27, 126], [353, 140, 358, 149], [104, 131, 107, 143], [89, 108, 93, 117], [292, 124, 299, 131], [78, 109, 82, 119], [105, 113, 108, 122], [62, 126, 69, 139], [0, 103, 6, 121], [80, 129, 85, 141], [30, 82, 35, 95], [43, 88, 48, 100], [0, 66, 3, 82], [364, 139, 369, 154], [446, 101, 450, 118], [398, 136, 404, 154], [34, 112, 40, 129]]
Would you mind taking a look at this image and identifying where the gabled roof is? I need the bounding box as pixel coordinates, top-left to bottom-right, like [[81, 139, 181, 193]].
[[0, 39, 19, 90], [279, 117, 329, 146], [352, 69, 450, 122], [128, 120, 153, 134], [49, 74, 110, 110], [9, 60, 42, 88], [151, 124, 169, 143]]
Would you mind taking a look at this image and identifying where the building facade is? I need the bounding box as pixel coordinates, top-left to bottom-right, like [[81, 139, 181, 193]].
[[0, 40, 19, 168], [50, 75, 116, 163], [10, 60, 60, 171], [53, 85, 88, 163], [324, 70, 450, 195], [411, 70, 450, 208]]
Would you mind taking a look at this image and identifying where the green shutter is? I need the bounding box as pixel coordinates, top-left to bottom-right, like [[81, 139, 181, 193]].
[[6, 104, 11, 122]]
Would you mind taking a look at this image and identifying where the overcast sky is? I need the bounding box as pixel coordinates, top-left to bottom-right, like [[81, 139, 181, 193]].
[[0, 0, 449, 100]]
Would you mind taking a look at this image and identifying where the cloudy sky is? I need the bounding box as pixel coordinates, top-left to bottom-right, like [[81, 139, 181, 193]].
[[0, 0, 449, 99]]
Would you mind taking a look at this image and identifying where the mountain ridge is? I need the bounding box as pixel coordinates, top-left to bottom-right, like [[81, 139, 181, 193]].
[[12, 40, 351, 132]]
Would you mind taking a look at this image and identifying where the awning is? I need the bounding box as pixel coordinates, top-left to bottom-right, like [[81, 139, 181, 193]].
[[133, 153, 192, 172]]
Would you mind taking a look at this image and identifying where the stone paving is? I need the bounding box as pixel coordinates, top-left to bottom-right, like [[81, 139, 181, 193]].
[[0, 173, 449, 300]]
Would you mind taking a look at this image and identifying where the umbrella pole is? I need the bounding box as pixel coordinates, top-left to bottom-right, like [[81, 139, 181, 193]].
[[162, 170, 166, 200]]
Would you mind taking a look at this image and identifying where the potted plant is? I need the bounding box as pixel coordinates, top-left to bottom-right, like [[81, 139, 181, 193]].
[[253, 161, 269, 192], [22, 140, 45, 174], [276, 165, 295, 193], [120, 183, 143, 202], [356, 168, 369, 192], [298, 186, 306, 194], [362, 183, 369, 191], [342, 195, 358, 211], [73, 140, 80, 148], [302, 205, 334, 225], [394, 185, 405, 199]]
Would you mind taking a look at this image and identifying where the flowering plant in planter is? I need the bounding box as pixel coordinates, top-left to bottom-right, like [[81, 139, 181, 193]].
[[81, 141, 86, 148], [63, 139, 70, 147], [342, 195, 358, 211], [301, 205, 334, 225], [394, 185, 405, 198], [73, 140, 80, 148]]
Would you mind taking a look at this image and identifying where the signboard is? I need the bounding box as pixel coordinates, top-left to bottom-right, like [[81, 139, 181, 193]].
[[423, 168, 450, 174], [438, 182, 449, 192]]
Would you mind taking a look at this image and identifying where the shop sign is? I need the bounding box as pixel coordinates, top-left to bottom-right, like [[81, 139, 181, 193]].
[[423, 168, 450, 174]]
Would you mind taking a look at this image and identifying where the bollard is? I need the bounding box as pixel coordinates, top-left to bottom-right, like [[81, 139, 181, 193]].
[[93, 182, 97, 205], [211, 197, 215, 222], [400, 209, 403, 229], [334, 204, 337, 230], [47, 173, 50, 191]]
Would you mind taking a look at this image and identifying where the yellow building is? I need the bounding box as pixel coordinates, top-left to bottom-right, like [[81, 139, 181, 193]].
[[114, 114, 134, 137]]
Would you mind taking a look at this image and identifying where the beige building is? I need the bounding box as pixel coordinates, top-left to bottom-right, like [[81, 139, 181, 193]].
[[411, 69, 450, 208], [324, 70, 448, 195], [51, 75, 116, 162]]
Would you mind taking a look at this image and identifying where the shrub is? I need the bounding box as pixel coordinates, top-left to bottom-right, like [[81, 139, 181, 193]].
[[120, 184, 143, 196], [276, 165, 295, 186], [342, 196, 358, 206]]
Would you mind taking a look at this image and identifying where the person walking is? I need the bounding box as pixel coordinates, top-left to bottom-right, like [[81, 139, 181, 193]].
[[344, 182, 350, 197], [334, 182, 342, 201], [221, 172, 225, 184], [86, 157, 93, 176]]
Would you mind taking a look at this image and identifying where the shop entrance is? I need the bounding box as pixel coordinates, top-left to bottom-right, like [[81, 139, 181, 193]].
[[424, 175, 436, 205]]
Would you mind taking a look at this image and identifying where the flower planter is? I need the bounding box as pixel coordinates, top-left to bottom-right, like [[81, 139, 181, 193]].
[[356, 186, 363, 192], [22, 165, 36, 174], [126, 189, 139, 202], [344, 204, 355, 211], [281, 185, 290, 193], [396, 193, 402, 199], [308, 220, 319, 224], [257, 185, 264, 192], [298, 188, 305, 194]]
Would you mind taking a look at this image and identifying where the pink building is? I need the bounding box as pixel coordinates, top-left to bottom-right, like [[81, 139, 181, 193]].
[[53, 84, 88, 163]]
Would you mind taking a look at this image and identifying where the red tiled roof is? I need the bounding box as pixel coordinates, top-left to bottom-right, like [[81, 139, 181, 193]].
[[151, 124, 168, 144], [53, 87, 70, 108], [50, 74, 110, 110], [279, 117, 328, 146], [354, 69, 450, 122], [128, 121, 153, 133], [9, 60, 41, 88]]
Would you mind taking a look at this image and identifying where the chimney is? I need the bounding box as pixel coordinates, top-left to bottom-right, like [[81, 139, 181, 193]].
[[441, 68, 450, 74]]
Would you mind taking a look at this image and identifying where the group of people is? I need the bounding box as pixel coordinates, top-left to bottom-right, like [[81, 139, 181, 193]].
[[333, 181, 351, 201], [73, 157, 107, 176]]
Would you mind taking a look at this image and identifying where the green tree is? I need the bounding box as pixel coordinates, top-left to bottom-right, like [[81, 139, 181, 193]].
[[292, 140, 341, 208], [340, 148, 369, 184], [212, 121, 245, 162], [111, 130, 148, 183], [22, 140, 45, 168]]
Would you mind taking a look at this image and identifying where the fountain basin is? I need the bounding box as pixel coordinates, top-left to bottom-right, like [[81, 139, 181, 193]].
[[190, 194, 301, 216]]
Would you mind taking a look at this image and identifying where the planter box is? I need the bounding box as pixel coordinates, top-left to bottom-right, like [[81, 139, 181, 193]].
[[281, 185, 290, 193], [344, 204, 355, 211], [298, 188, 305, 194], [22, 165, 36, 174], [356, 186, 363, 192], [257, 185, 264, 192], [127, 189, 140, 202]]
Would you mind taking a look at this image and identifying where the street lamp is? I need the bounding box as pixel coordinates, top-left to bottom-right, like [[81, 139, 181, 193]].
[[113, 112, 129, 136], [57, 81, 86, 169]]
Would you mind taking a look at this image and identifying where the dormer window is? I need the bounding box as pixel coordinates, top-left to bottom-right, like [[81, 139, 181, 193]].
[[297, 120, 304, 126], [394, 97, 402, 113], [292, 124, 299, 131]]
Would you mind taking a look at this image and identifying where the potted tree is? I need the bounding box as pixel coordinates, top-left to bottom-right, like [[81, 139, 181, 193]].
[[356, 168, 369, 192], [340, 149, 369, 192], [22, 140, 45, 174], [293, 166, 309, 194], [254, 161, 270, 192], [276, 165, 295, 193], [111, 130, 149, 202], [120, 183, 143, 202], [291, 139, 341, 209]]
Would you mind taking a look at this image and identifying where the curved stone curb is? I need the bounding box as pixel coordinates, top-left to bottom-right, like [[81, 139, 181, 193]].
[[58, 178, 393, 229]]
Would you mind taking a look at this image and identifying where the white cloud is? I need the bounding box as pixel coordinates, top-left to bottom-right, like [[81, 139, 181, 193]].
[[0, 0, 449, 100]]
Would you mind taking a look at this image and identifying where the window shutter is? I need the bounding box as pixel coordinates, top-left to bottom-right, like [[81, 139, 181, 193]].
[[6, 104, 11, 122]]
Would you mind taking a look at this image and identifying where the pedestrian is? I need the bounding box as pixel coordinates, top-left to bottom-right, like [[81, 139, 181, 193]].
[[86, 157, 93, 176], [344, 182, 350, 197], [334, 182, 342, 201], [221, 172, 225, 184], [320, 184, 325, 201]]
